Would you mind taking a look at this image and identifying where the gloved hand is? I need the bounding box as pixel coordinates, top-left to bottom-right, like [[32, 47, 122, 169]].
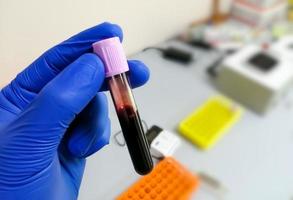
[[0, 22, 150, 200]]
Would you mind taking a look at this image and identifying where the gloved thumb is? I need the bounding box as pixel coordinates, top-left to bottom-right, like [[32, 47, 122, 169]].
[[5, 53, 105, 161]]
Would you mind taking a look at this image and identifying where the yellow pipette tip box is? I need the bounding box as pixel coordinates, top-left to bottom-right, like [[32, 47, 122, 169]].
[[178, 96, 242, 150]]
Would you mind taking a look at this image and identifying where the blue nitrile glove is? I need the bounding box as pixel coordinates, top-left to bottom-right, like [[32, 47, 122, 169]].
[[0, 22, 150, 200]]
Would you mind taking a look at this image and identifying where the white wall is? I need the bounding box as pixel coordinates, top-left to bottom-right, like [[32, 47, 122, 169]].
[[0, 0, 230, 86]]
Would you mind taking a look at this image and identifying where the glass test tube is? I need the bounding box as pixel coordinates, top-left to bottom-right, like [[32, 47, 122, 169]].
[[93, 37, 153, 175]]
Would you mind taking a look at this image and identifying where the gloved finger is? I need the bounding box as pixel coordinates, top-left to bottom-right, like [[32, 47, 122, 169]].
[[82, 121, 110, 157], [66, 93, 111, 158], [100, 60, 150, 91], [1, 22, 122, 110], [8, 53, 106, 160]]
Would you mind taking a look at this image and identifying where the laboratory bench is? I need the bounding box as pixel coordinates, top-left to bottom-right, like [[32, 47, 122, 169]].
[[78, 40, 293, 200]]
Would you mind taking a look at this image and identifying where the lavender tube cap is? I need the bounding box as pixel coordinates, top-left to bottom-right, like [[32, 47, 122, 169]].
[[92, 37, 129, 77]]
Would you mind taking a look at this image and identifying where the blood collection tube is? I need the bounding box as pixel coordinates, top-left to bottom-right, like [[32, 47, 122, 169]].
[[93, 37, 153, 175]]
